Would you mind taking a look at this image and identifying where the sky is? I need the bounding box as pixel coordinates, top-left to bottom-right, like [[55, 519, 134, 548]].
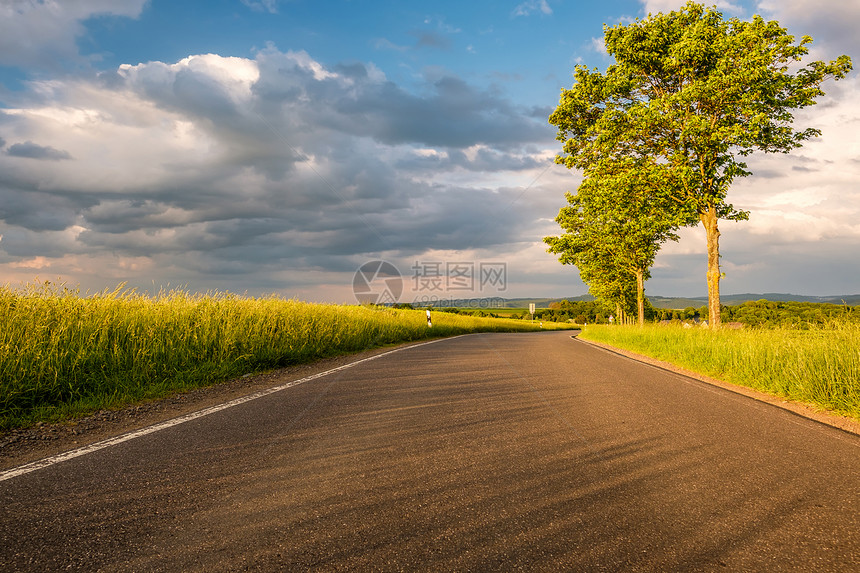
[[0, 0, 858, 303]]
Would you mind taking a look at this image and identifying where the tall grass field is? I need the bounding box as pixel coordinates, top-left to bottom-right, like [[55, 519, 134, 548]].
[[0, 282, 570, 431], [580, 324, 860, 420]]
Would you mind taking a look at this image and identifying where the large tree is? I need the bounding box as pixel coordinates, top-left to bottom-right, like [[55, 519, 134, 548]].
[[549, 1, 851, 327], [545, 160, 690, 326]]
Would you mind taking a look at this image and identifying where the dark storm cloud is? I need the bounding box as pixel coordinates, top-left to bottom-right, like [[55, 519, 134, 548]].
[[526, 105, 555, 119], [0, 227, 82, 259], [395, 148, 543, 173], [0, 47, 555, 295], [116, 50, 543, 182], [450, 148, 543, 171], [325, 74, 549, 148], [717, 235, 860, 296], [0, 168, 96, 231], [6, 141, 72, 160], [250, 51, 549, 149]]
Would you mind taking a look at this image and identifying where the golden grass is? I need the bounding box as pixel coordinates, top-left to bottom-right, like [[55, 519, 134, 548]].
[[580, 323, 860, 420], [0, 281, 571, 430]]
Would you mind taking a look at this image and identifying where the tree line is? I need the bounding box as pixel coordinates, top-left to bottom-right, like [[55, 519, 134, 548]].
[[508, 299, 860, 328], [544, 1, 851, 327]]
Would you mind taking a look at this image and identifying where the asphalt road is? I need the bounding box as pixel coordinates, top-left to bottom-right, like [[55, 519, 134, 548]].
[[1, 331, 858, 572]]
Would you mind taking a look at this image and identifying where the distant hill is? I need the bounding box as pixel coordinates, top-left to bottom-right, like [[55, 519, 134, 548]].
[[425, 293, 860, 309], [500, 295, 594, 308], [649, 293, 860, 309], [420, 295, 595, 309], [646, 296, 708, 309], [723, 293, 860, 305]]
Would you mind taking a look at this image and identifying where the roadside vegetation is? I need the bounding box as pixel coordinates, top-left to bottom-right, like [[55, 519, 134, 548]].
[[524, 299, 860, 329], [0, 281, 572, 431], [580, 323, 860, 420]]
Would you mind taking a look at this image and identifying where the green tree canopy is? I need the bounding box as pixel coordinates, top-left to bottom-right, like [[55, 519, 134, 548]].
[[545, 160, 693, 325], [549, 1, 851, 327]]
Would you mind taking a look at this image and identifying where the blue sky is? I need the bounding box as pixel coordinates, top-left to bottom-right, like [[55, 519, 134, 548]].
[[0, 0, 858, 303]]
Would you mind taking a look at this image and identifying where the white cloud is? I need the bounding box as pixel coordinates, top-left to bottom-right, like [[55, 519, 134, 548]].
[[729, 73, 860, 239], [754, 0, 860, 77], [637, 0, 859, 61], [513, 0, 553, 17], [9, 255, 52, 269], [639, 0, 745, 16], [119, 53, 262, 107], [0, 0, 147, 69], [241, 0, 279, 13]]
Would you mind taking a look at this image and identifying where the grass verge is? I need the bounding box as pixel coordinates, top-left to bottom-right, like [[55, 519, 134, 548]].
[[579, 323, 860, 421], [0, 282, 573, 431]]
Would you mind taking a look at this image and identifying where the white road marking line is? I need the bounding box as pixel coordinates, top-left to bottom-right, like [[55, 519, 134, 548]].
[[0, 336, 458, 482], [578, 338, 860, 446]]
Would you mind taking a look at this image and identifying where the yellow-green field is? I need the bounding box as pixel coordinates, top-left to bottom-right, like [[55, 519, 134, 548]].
[[0, 282, 573, 431], [580, 324, 860, 420]]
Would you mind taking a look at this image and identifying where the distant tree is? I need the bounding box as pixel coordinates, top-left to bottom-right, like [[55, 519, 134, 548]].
[[549, 1, 852, 327], [545, 161, 690, 326], [544, 183, 631, 323], [643, 297, 658, 321]]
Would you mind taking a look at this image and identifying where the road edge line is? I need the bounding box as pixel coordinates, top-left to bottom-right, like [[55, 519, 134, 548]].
[[0, 336, 460, 483], [574, 336, 860, 438]]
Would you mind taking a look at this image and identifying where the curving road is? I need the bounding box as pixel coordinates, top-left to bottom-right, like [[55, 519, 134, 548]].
[[1, 331, 858, 571]]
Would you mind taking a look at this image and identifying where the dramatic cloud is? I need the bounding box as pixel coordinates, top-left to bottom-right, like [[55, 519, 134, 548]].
[[0, 47, 558, 299], [1, 1, 857, 300]]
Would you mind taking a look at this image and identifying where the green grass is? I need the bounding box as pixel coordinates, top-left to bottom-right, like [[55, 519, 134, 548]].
[[580, 323, 860, 420], [0, 282, 572, 431], [484, 308, 527, 317]]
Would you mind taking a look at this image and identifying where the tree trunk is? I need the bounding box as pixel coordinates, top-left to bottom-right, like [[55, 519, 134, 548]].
[[635, 268, 645, 327], [615, 303, 622, 325], [701, 206, 721, 328]]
